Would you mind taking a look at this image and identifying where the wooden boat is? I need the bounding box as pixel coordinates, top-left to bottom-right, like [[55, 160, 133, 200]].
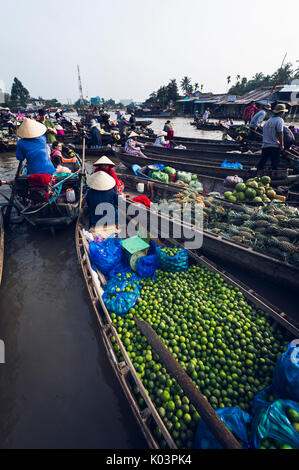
[[0, 209, 4, 286], [196, 122, 223, 131], [74, 145, 115, 158], [136, 120, 153, 127], [137, 135, 258, 153], [14, 157, 85, 231], [76, 204, 298, 450], [119, 175, 299, 293], [116, 149, 291, 183], [119, 166, 299, 206]]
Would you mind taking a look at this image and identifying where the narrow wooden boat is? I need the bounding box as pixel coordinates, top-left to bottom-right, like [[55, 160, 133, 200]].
[[137, 135, 256, 153], [119, 167, 299, 206], [196, 123, 223, 131], [14, 157, 85, 231], [119, 178, 299, 293], [0, 209, 4, 286], [74, 145, 115, 158], [116, 149, 290, 183], [76, 204, 298, 450]]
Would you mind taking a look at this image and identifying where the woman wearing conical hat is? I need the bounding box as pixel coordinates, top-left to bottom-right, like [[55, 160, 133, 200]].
[[93, 156, 124, 194], [16, 118, 56, 176], [86, 171, 120, 228], [124, 131, 146, 157]]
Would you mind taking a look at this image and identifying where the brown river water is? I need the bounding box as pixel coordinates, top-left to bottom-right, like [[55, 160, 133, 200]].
[[0, 118, 297, 449]]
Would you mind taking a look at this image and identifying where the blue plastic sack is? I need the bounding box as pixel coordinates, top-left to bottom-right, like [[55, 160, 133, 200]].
[[194, 407, 252, 449], [156, 246, 189, 272], [137, 254, 158, 278], [89, 237, 122, 276], [221, 159, 243, 169], [102, 278, 140, 316], [252, 387, 278, 414], [272, 342, 299, 402], [251, 399, 299, 449]]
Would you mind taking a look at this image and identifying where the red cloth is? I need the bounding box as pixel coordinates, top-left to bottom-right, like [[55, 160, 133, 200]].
[[243, 105, 259, 121], [27, 173, 53, 187], [167, 129, 174, 141], [94, 167, 124, 193], [132, 195, 152, 208]]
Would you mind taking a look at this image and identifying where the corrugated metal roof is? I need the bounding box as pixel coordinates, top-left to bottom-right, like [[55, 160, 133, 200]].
[[217, 86, 285, 105], [194, 99, 220, 104], [280, 84, 299, 92]]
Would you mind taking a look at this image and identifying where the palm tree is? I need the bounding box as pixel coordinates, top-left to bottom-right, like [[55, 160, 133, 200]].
[[194, 82, 199, 92], [180, 76, 192, 94], [236, 75, 241, 82], [201, 84, 204, 92]]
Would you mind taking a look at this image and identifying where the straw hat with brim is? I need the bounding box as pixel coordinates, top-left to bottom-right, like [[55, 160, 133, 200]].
[[87, 171, 116, 191], [17, 118, 47, 139], [263, 104, 272, 111], [128, 132, 139, 138], [158, 131, 167, 137], [93, 156, 116, 167], [273, 104, 288, 114], [55, 125, 64, 130]]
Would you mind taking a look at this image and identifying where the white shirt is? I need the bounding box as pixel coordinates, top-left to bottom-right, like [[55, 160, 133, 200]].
[[154, 136, 168, 147], [203, 110, 211, 121]]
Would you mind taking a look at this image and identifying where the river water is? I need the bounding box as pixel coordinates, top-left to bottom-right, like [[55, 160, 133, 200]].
[[0, 117, 297, 449]]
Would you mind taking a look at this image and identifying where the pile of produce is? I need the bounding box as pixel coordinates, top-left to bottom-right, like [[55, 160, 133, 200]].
[[224, 176, 286, 204], [150, 167, 203, 192], [156, 190, 299, 266], [203, 200, 299, 266], [109, 259, 290, 449]]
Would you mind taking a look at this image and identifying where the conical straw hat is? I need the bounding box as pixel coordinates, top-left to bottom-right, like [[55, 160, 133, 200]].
[[87, 171, 116, 191], [128, 131, 139, 138], [93, 156, 115, 167], [17, 118, 47, 139], [157, 131, 167, 137]]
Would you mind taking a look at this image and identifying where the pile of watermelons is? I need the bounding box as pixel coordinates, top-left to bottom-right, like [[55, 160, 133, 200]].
[[224, 176, 285, 204]]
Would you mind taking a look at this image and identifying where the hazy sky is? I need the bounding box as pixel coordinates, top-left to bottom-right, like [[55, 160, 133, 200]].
[[1, 0, 298, 103]]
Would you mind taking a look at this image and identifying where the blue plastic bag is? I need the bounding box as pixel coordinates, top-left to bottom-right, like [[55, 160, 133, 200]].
[[252, 387, 278, 414], [102, 278, 140, 316], [221, 159, 243, 170], [89, 236, 122, 276], [194, 407, 252, 449], [156, 246, 189, 272], [272, 342, 299, 402], [137, 254, 158, 278], [251, 399, 299, 449]]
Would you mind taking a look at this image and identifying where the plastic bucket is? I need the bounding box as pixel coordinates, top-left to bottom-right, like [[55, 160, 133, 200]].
[[137, 183, 145, 193]]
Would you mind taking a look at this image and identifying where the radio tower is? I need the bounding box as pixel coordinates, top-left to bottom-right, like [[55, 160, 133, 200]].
[[77, 64, 84, 105]]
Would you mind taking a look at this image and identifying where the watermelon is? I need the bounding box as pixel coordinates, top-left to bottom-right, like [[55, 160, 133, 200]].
[[224, 191, 233, 199], [236, 191, 245, 201], [245, 188, 256, 200], [261, 176, 271, 185], [235, 183, 246, 192], [228, 195, 237, 202]]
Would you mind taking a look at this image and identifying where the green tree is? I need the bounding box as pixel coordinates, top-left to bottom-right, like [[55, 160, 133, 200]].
[[180, 76, 192, 94], [166, 79, 180, 104], [10, 77, 30, 106]]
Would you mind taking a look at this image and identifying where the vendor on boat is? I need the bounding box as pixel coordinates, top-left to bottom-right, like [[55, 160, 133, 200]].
[[38, 109, 57, 150], [257, 103, 288, 172], [88, 120, 102, 148], [16, 118, 56, 176], [93, 156, 124, 194], [154, 131, 170, 148], [86, 171, 120, 227], [243, 101, 259, 125], [202, 108, 211, 122], [249, 103, 272, 131], [124, 132, 146, 157]]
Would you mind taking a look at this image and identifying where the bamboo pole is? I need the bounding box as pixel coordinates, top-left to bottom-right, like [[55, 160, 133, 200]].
[[134, 317, 242, 450], [79, 134, 86, 210]]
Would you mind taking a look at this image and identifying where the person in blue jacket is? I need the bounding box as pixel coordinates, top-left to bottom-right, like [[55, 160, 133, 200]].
[[16, 118, 56, 175], [86, 171, 120, 227]]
